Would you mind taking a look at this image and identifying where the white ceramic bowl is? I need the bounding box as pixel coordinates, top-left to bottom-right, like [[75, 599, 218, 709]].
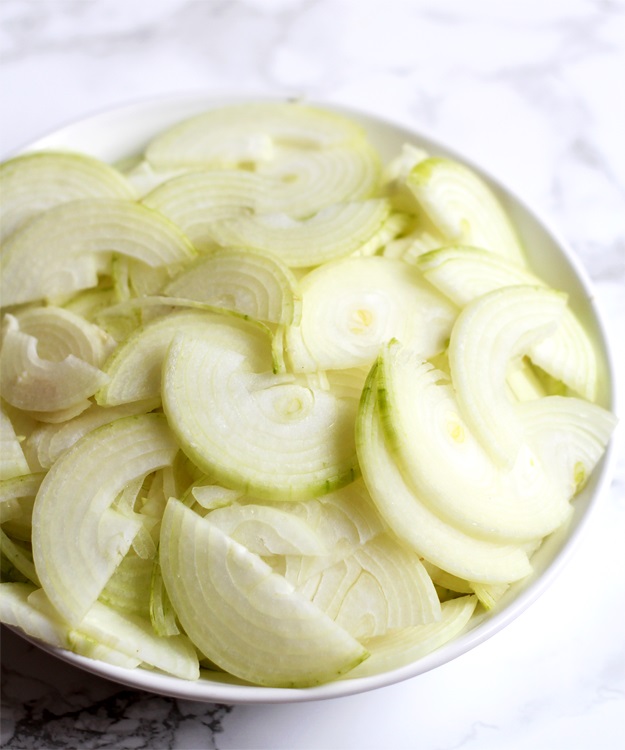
[[5, 94, 619, 704]]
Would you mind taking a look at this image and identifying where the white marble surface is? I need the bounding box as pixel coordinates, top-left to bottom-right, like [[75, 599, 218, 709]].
[[1, 1, 624, 748]]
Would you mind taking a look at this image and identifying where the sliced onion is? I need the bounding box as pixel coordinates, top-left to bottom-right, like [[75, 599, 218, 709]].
[[0, 198, 197, 306], [162, 325, 359, 501], [159, 498, 368, 687], [406, 157, 527, 266], [0, 151, 135, 242], [32, 413, 179, 624], [447, 285, 567, 467], [356, 363, 533, 582], [377, 341, 570, 542]]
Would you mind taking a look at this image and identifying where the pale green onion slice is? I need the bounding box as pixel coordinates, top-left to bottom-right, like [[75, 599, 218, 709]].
[[145, 102, 368, 168], [31, 413, 179, 624], [377, 342, 569, 542], [162, 326, 359, 501], [0, 529, 39, 585], [163, 249, 301, 326], [284, 256, 457, 372], [28, 587, 199, 680], [98, 551, 153, 618], [0, 405, 31, 480], [254, 142, 382, 216], [406, 158, 527, 266], [0, 151, 135, 242], [347, 595, 478, 678], [142, 170, 264, 251], [517, 395, 617, 496], [0, 199, 197, 307], [159, 498, 368, 687], [0, 315, 109, 413], [97, 310, 271, 407], [206, 199, 391, 268], [357, 363, 533, 582], [26, 400, 159, 470], [447, 285, 567, 468], [417, 246, 599, 401]]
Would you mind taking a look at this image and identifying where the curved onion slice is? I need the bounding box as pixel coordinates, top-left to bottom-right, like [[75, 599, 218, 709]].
[[356, 364, 533, 582], [207, 199, 391, 268], [285, 255, 457, 372], [26, 400, 159, 470], [0, 151, 135, 242], [97, 310, 268, 406], [517, 395, 617, 495], [162, 325, 359, 501], [418, 246, 599, 401], [255, 142, 381, 216], [377, 342, 570, 542], [13, 306, 116, 367], [0, 199, 197, 307], [297, 533, 441, 640], [26, 585, 199, 679], [163, 249, 301, 326], [159, 498, 368, 687], [0, 315, 109, 412], [0, 404, 31, 480], [145, 102, 368, 168], [448, 285, 567, 467], [347, 595, 478, 678], [31, 413, 179, 624], [406, 157, 527, 266]]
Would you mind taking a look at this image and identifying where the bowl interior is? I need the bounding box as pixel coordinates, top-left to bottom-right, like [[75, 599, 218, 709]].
[[8, 94, 618, 704]]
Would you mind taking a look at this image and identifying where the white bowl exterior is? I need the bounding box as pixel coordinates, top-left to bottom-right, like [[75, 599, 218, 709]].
[[4, 94, 619, 704]]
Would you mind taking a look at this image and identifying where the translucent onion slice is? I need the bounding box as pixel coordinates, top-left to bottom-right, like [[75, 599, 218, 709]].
[[406, 157, 527, 266], [297, 533, 441, 640], [447, 285, 567, 467], [162, 326, 359, 501], [254, 142, 382, 216], [0, 405, 31, 480], [206, 503, 328, 556], [0, 315, 109, 412], [377, 342, 569, 542], [98, 551, 153, 618], [0, 529, 39, 585], [26, 399, 159, 470], [142, 170, 264, 251], [347, 595, 478, 678], [356, 364, 533, 582], [0, 198, 197, 307], [0, 474, 43, 539], [31, 413, 179, 624], [418, 246, 599, 401], [159, 498, 368, 687], [13, 306, 116, 367], [517, 395, 617, 496], [97, 310, 269, 406], [163, 249, 301, 326], [206, 199, 391, 268], [284, 256, 457, 372], [27, 587, 199, 680], [0, 151, 135, 242], [145, 102, 368, 168]]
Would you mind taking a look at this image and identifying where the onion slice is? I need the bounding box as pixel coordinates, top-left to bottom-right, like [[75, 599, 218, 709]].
[[31, 413, 179, 624], [159, 498, 369, 687]]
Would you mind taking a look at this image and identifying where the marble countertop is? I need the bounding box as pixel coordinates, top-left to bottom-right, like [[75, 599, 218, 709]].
[[1, 1, 624, 748]]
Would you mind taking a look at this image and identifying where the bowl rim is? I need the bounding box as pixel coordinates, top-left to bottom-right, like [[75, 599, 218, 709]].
[[2, 92, 620, 704]]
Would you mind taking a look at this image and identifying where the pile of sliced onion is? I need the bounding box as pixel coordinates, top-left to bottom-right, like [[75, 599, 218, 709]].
[[0, 101, 617, 689]]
